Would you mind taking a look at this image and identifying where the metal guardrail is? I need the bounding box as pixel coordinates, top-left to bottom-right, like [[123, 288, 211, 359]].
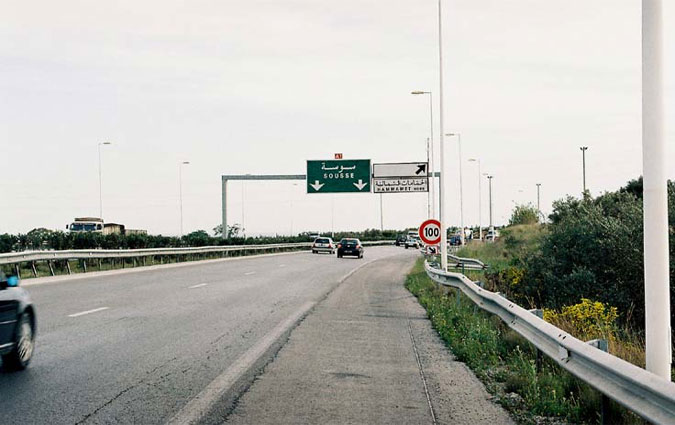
[[447, 253, 486, 269], [424, 261, 675, 424], [0, 240, 394, 278]]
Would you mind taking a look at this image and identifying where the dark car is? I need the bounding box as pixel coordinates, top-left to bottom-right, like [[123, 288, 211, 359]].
[[337, 238, 364, 259], [0, 272, 36, 370], [395, 234, 407, 246], [449, 235, 462, 246]]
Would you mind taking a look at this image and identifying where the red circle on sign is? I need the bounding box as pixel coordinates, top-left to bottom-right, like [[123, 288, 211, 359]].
[[419, 219, 442, 245]]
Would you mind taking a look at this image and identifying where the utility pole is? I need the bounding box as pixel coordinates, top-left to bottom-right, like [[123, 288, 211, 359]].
[[642, 0, 671, 379], [580, 146, 588, 195]]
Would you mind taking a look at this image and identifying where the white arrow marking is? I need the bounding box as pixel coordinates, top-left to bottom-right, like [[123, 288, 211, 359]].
[[353, 179, 368, 191], [310, 180, 324, 191]]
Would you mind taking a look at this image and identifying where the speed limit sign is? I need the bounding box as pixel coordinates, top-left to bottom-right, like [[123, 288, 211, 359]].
[[419, 219, 441, 245]]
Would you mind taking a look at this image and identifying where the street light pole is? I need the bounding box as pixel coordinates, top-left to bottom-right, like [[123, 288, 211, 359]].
[[580, 146, 588, 195], [487, 175, 494, 240], [412, 91, 435, 219], [642, 0, 671, 379], [469, 158, 482, 240], [437, 0, 448, 271], [97, 142, 112, 219], [447, 133, 464, 245], [536, 183, 542, 222], [179, 161, 190, 237]]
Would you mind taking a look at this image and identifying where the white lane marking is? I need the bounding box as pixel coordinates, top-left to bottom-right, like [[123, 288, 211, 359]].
[[188, 283, 208, 289], [68, 307, 110, 318], [168, 301, 316, 425], [244, 271, 256, 276], [279, 264, 286, 268]]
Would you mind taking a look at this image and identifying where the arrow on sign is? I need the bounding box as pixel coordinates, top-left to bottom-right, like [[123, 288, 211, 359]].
[[310, 181, 325, 191], [353, 179, 368, 191], [416, 163, 427, 175]]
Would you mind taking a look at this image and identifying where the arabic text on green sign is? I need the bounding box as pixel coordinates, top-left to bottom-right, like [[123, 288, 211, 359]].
[[306, 159, 371, 193]]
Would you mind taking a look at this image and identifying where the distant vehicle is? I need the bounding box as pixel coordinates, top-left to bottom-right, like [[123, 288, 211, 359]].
[[449, 235, 462, 246], [0, 272, 36, 371], [308, 233, 321, 241], [337, 238, 364, 258], [66, 218, 145, 235], [66, 217, 104, 233], [485, 229, 500, 241], [395, 234, 407, 246], [404, 236, 420, 249], [312, 237, 335, 254]]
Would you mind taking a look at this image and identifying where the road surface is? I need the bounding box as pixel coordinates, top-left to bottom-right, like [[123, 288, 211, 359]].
[[0, 246, 512, 424]]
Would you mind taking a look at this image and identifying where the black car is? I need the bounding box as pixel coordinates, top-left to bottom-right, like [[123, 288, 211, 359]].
[[0, 272, 36, 370], [395, 234, 407, 246], [337, 238, 364, 258]]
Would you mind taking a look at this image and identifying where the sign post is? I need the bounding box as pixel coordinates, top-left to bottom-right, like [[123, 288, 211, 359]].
[[306, 159, 371, 194]]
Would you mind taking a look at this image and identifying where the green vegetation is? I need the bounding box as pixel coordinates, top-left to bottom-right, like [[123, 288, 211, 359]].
[[509, 204, 540, 226], [406, 259, 641, 424], [460, 177, 675, 349]]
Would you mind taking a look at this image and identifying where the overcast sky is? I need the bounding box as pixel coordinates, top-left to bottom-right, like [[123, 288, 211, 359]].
[[1, 1, 674, 236]]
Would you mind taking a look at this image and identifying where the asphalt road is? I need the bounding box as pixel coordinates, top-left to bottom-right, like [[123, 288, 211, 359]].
[[0, 247, 405, 424], [225, 251, 514, 425]]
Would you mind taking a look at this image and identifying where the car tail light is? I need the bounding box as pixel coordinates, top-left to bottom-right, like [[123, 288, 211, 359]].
[[337, 243, 342, 248], [328, 244, 333, 248], [356, 244, 361, 249]]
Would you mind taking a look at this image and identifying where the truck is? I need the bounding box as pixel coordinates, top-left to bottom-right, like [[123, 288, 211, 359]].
[[66, 217, 104, 233], [66, 218, 145, 235]]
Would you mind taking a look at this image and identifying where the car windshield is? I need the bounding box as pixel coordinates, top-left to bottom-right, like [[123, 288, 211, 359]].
[[315, 238, 330, 243], [341, 239, 357, 244]]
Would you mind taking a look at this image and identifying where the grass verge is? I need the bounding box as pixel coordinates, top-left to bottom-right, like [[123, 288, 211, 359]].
[[406, 257, 644, 424]]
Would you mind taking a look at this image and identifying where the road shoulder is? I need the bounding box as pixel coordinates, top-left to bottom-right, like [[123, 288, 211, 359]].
[[224, 252, 514, 424]]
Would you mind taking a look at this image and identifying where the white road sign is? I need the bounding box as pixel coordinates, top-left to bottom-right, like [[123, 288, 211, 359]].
[[373, 162, 428, 178], [373, 162, 429, 193]]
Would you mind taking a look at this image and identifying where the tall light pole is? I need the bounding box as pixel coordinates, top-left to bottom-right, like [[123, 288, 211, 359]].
[[179, 161, 190, 237], [468, 158, 482, 240], [642, 0, 670, 379], [486, 175, 494, 240], [536, 183, 542, 222], [447, 133, 464, 245], [580, 146, 588, 195], [437, 0, 448, 270], [412, 91, 435, 219], [97, 142, 112, 219]]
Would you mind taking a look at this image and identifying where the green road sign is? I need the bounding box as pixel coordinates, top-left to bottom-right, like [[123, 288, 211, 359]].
[[306, 159, 371, 193]]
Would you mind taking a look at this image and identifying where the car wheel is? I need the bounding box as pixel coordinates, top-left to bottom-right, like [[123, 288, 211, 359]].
[[2, 313, 34, 371], [312, 250, 316, 254]]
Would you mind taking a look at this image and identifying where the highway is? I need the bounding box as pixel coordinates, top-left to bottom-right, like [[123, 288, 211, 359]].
[[0, 246, 511, 424]]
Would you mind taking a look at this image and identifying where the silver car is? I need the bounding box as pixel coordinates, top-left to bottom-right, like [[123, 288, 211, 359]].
[[311, 237, 336, 254]]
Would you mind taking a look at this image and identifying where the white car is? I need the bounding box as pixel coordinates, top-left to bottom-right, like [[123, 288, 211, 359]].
[[404, 237, 421, 249], [485, 229, 500, 241], [312, 237, 336, 254]]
